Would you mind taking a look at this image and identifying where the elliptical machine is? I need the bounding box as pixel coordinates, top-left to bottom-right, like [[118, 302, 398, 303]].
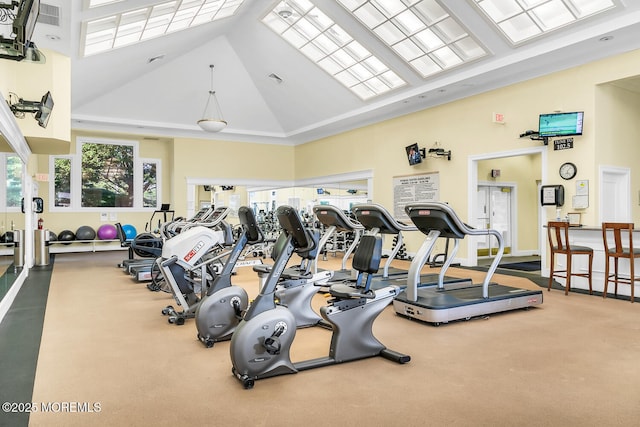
[[230, 205, 410, 389], [159, 225, 230, 325], [195, 206, 263, 347], [147, 206, 233, 292]]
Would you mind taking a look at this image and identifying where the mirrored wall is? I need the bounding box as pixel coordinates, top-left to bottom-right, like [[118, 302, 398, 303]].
[[188, 172, 372, 227], [197, 180, 368, 218], [0, 92, 31, 316], [0, 145, 26, 299]]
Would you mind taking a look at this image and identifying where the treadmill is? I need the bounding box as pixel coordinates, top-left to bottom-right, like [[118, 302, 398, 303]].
[[350, 203, 465, 291], [351, 203, 416, 279], [312, 204, 364, 282], [393, 202, 543, 325]]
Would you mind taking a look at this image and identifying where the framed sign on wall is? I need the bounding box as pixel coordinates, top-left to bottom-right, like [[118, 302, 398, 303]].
[[393, 172, 440, 220]]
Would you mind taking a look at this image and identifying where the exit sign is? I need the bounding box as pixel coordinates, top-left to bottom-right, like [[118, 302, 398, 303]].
[[553, 138, 574, 150], [492, 112, 505, 124]]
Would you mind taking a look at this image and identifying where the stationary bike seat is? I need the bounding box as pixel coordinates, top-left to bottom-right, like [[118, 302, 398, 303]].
[[329, 283, 374, 299]]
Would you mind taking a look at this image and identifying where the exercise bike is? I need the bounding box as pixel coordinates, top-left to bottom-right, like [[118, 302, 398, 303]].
[[253, 229, 334, 329], [194, 206, 263, 347], [230, 205, 410, 389]]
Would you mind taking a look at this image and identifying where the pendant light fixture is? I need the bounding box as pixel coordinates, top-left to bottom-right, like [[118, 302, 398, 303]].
[[197, 64, 227, 132]]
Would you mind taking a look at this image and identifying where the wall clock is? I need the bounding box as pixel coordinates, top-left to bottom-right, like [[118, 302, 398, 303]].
[[559, 162, 577, 180]]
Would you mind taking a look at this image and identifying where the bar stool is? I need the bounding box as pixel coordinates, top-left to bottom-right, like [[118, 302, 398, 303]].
[[547, 221, 593, 295], [602, 222, 640, 303]]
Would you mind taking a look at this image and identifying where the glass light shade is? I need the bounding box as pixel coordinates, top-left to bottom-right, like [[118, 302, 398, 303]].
[[197, 119, 227, 132], [198, 65, 227, 132]]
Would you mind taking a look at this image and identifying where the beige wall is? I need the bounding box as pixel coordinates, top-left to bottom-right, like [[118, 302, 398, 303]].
[[170, 137, 294, 215], [294, 64, 594, 217], [292, 48, 640, 256], [196, 185, 213, 209], [31, 131, 174, 235], [0, 48, 71, 150], [0, 49, 71, 243], [594, 82, 640, 220], [478, 154, 541, 252], [13, 48, 640, 260]]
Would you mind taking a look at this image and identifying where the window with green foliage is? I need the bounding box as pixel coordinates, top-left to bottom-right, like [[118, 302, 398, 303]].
[[50, 138, 161, 211], [142, 161, 158, 208], [5, 154, 22, 209], [81, 142, 134, 207], [53, 157, 71, 207]]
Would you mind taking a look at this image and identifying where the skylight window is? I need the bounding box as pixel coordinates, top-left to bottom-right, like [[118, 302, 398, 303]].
[[473, 0, 617, 44], [262, 0, 406, 100], [81, 0, 245, 56], [337, 0, 487, 78], [87, 0, 124, 8]]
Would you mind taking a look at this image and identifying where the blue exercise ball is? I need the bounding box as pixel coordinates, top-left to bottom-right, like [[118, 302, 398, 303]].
[[121, 224, 137, 241]]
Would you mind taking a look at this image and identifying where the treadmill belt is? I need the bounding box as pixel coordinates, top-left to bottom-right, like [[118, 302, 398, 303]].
[[328, 269, 353, 282], [372, 265, 407, 278], [370, 273, 465, 290], [414, 283, 542, 309]]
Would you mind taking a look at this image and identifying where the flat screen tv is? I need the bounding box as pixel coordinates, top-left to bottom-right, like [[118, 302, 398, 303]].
[[538, 111, 584, 138], [12, 0, 40, 57], [35, 90, 53, 128], [405, 142, 422, 166]]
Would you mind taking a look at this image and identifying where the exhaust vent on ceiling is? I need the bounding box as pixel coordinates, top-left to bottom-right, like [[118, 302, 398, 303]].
[[37, 3, 60, 26]]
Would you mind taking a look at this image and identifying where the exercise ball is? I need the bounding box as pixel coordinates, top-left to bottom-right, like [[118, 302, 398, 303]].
[[48, 231, 57, 242], [76, 225, 96, 241], [121, 224, 137, 241], [97, 224, 118, 240], [58, 230, 76, 245], [1, 231, 13, 243]]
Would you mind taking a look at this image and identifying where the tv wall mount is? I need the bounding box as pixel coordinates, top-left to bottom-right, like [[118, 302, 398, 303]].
[[519, 130, 549, 145], [427, 147, 452, 161], [0, 2, 19, 11], [7, 91, 54, 128]]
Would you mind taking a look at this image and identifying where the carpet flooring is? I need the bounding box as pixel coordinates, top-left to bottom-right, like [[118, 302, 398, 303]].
[[3, 252, 640, 426]]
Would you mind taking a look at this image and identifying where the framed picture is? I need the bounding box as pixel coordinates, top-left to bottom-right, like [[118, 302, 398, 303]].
[[567, 212, 582, 227]]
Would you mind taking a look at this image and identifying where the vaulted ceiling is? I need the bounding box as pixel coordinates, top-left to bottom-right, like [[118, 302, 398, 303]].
[[29, 0, 640, 145]]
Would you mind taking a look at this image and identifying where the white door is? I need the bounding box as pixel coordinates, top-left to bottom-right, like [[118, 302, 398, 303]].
[[477, 185, 512, 256], [600, 167, 631, 222]]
